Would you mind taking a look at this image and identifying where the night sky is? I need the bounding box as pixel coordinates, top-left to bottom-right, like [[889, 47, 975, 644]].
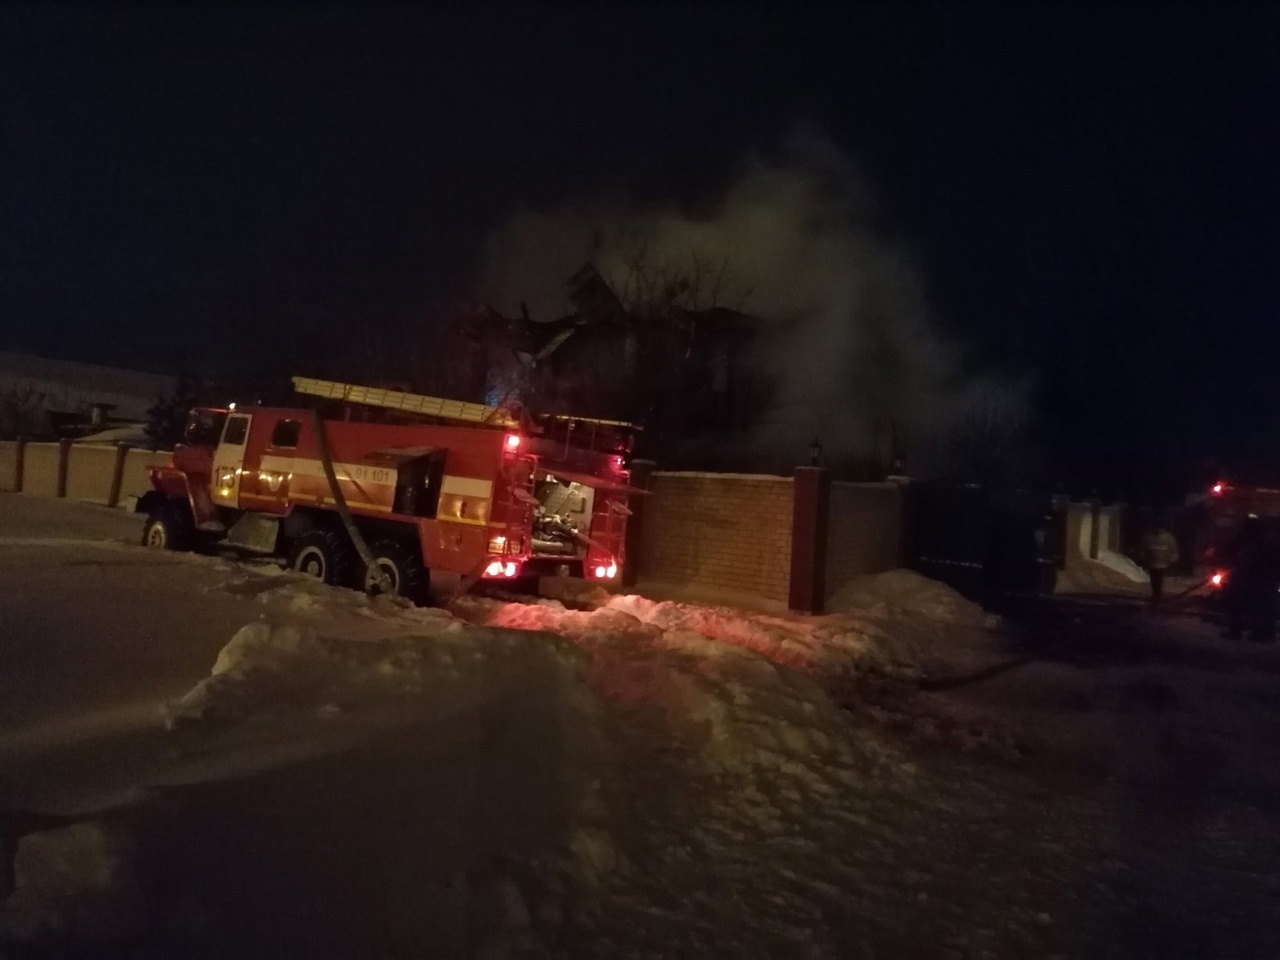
[[2, 4, 1278, 493]]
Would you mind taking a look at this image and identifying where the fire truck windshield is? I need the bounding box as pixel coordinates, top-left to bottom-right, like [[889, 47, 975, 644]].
[[184, 409, 228, 447]]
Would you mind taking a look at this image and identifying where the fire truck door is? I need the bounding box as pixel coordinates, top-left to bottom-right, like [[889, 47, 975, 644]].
[[211, 413, 252, 508]]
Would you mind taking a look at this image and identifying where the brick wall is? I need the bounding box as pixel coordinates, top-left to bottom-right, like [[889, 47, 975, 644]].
[[824, 481, 906, 600], [636, 471, 794, 604]]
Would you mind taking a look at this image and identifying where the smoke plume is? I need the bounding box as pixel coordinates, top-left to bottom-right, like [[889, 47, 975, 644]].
[[474, 130, 1029, 475]]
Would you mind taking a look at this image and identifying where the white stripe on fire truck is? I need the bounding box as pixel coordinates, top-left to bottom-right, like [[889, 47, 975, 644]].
[[258, 456, 397, 485], [254, 456, 493, 502], [439, 476, 493, 499]]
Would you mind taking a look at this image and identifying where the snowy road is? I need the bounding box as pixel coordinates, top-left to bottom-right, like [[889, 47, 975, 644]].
[[0, 497, 235, 730], [0, 496, 359, 811]]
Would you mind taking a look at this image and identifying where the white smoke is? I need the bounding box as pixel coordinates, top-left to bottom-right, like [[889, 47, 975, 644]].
[[474, 130, 1029, 474]]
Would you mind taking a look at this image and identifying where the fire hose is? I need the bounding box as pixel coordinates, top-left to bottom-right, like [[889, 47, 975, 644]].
[[918, 575, 1214, 692], [310, 409, 393, 596]]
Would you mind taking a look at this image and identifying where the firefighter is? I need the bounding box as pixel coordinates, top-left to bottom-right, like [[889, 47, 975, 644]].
[[1224, 517, 1280, 642], [1141, 519, 1180, 604]]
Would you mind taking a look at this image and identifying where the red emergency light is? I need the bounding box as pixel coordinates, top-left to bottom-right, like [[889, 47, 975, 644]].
[[1211, 482, 1225, 496], [504, 434, 521, 451], [1210, 570, 1226, 588]]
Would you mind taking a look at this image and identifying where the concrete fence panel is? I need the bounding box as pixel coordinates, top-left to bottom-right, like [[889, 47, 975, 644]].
[[65, 443, 119, 504], [636, 471, 794, 604], [0, 441, 16, 492], [120, 448, 172, 504], [824, 481, 905, 600], [22, 442, 61, 498]]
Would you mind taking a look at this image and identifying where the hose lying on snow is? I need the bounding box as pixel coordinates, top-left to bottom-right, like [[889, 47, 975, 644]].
[[918, 577, 1213, 692]]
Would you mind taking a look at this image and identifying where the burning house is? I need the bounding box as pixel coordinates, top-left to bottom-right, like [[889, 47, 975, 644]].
[[454, 265, 763, 457]]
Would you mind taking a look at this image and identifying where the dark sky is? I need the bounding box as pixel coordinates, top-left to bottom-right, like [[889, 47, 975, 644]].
[[2, 3, 1278, 489]]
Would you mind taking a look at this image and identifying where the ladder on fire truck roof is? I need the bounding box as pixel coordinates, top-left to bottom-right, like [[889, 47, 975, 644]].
[[292, 376, 520, 429], [293, 375, 641, 436]]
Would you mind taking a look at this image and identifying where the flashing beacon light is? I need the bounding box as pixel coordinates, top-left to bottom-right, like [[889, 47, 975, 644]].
[[1212, 482, 1225, 496], [505, 434, 521, 451], [1211, 570, 1226, 588], [228, 402, 237, 411]]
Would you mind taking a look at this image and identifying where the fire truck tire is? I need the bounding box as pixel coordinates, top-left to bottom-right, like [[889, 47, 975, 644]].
[[288, 529, 357, 587], [363, 540, 430, 606], [142, 502, 193, 551]]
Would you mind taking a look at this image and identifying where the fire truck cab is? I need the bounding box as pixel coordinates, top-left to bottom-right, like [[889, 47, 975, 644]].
[[136, 378, 645, 604]]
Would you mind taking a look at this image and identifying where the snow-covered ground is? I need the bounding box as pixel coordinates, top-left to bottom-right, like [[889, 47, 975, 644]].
[[5, 495, 1280, 958]]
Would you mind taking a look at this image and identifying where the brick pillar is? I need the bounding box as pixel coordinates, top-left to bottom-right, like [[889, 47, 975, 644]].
[[107, 444, 132, 508], [11, 438, 25, 493], [55, 438, 73, 498], [789, 466, 831, 614], [621, 459, 657, 589]]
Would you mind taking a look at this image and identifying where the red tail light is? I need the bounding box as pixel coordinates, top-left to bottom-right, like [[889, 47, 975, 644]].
[[485, 559, 521, 578]]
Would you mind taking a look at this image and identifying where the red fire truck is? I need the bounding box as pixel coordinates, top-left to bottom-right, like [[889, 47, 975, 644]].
[[1196, 479, 1280, 595], [136, 377, 645, 603]]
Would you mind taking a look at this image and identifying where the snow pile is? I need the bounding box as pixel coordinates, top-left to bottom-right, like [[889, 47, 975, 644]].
[[167, 615, 580, 729], [443, 598, 914, 953], [0, 821, 143, 942], [1056, 552, 1148, 594], [1093, 549, 1147, 583], [455, 582, 999, 684], [828, 569, 992, 627], [153, 566, 1007, 956], [160, 591, 930, 954]]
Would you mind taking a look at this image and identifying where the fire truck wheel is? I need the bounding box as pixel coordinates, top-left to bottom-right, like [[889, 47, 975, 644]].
[[363, 540, 430, 606], [142, 502, 192, 551], [288, 529, 357, 586]]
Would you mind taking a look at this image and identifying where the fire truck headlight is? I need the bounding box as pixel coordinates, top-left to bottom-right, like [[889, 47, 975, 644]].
[[485, 560, 503, 577], [593, 564, 607, 578], [606, 562, 617, 578]]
